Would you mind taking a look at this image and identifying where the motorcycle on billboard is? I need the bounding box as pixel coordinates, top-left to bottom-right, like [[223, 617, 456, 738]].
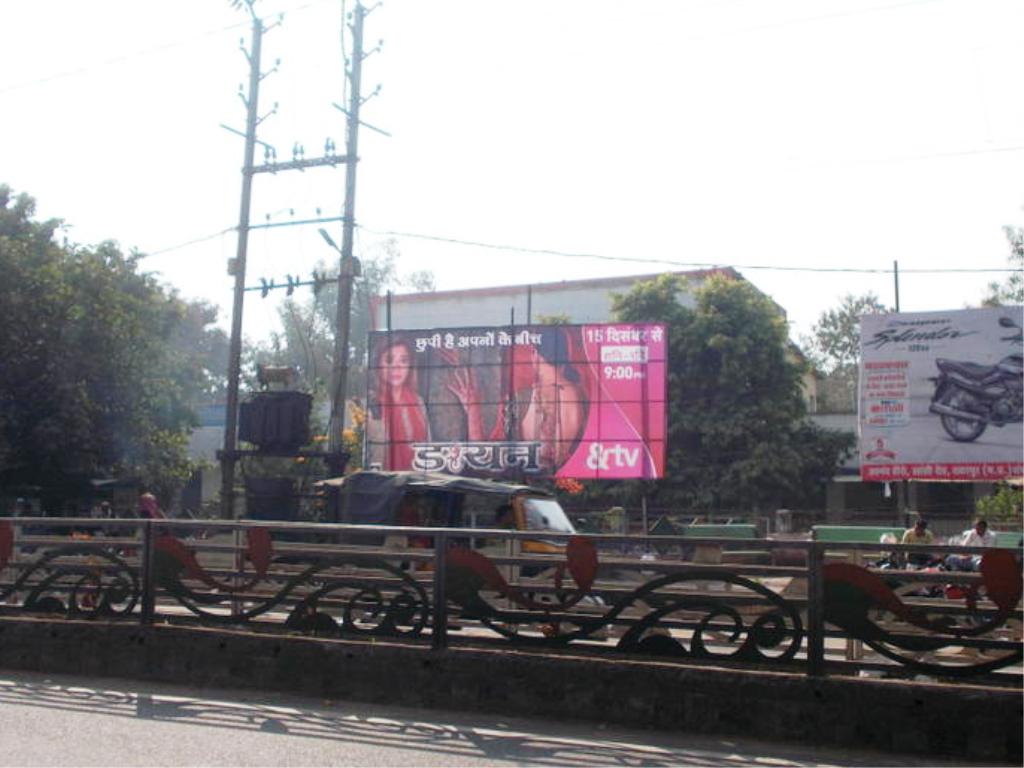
[[928, 316, 1023, 442]]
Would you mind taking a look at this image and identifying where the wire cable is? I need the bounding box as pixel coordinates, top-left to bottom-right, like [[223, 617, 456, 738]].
[[0, 0, 335, 95], [356, 225, 1022, 276], [139, 227, 237, 259]]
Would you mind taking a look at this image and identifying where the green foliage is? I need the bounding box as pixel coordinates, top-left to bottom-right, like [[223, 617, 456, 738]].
[[606, 273, 853, 512], [0, 185, 221, 503], [982, 224, 1024, 307], [536, 313, 572, 325], [250, 238, 434, 408], [801, 293, 888, 413], [975, 482, 1023, 524]]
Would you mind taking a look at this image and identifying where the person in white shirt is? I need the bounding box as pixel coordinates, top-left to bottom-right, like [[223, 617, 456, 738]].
[[945, 517, 997, 571]]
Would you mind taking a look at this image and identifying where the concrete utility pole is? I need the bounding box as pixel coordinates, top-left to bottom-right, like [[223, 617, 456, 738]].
[[220, 11, 264, 519], [328, 2, 367, 456], [218, 1, 373, 516]]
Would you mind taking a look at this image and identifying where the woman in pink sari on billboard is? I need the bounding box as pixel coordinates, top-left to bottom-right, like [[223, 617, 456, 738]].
[[367, 338, 430, 470]]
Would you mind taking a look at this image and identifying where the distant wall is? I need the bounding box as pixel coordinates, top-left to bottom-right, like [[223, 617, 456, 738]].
[[0, 618, 1019, 763]]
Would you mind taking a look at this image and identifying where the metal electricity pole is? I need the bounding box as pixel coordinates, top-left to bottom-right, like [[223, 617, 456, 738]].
[[220, 11, 264, 519], [328, 1, 367, 456]]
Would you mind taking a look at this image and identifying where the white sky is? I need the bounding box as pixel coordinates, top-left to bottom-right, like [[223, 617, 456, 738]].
[[2, 0, 1022, 346]]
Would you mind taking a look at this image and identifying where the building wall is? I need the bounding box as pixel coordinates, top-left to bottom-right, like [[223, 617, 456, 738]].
[[370, 269, 739, 331]]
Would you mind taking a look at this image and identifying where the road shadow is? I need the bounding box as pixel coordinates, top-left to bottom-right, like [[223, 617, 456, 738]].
[[0, 670, 981, 767]]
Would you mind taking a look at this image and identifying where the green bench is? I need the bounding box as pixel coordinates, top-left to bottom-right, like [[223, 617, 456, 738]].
[[648, 518, 758, 540], [812, 525, 903, 544], [679, 523, 761, 564], [812, 525, 1022, 548], [646, 518, 763, 563], [994, 531, 1023, 549], [679, 523, 758, 540]]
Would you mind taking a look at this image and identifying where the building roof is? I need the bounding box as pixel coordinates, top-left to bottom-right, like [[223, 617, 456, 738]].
[[373, 267, 742, 306]]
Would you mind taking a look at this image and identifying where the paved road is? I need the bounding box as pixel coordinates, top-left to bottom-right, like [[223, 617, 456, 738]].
[[0, 670, 983, 767]]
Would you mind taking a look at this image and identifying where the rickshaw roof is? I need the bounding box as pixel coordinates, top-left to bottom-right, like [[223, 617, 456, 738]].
[[318, 470, 551, 498], [317, 470, 553, 525]]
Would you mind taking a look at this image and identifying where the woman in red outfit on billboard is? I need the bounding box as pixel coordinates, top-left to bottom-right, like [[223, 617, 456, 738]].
[[367, 338, 430, 470]]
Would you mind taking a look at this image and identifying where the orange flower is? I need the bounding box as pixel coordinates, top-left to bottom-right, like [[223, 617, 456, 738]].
[[555, 477, 584, 495]]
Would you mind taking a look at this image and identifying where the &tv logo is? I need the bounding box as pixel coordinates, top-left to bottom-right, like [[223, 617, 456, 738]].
[[585, 442, 640, 471]]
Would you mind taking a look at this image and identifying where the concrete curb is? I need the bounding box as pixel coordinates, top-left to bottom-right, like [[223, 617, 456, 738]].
[[0, 617, 1019, 763]]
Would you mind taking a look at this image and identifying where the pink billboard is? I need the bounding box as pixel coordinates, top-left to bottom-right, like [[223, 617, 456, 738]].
[[365, 323, 667, 479]]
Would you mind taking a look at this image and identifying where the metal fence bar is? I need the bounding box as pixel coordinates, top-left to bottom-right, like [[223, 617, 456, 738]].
[[139, 521, 155, 625], [431, 531, 448, 651], [806, 541, 825, 676]]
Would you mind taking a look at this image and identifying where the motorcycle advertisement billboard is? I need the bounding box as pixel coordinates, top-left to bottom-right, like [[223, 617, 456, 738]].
[[365, 323, 667, 480], [858, 307, 1023, 482]]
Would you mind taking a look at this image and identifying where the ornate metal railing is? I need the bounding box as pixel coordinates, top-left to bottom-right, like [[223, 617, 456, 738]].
[[1, 517, 1020, 681]]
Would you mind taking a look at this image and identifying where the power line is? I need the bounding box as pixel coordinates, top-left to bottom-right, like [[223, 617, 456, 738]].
[[139, 227, 236, 259], [0, 23, 246, 95], [356, 225, 1021, 276], [129, 220, 1022, 278], [0, 0, 335, 95]]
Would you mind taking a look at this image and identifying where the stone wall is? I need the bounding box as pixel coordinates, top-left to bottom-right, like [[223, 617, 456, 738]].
[[0, 617, 1019, 763]]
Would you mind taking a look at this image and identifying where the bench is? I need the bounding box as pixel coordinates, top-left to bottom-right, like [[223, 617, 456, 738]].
[[679, 524, 759, 540], [811, 525, 903, 544], [994, 531, 1023, 549], [679, 524, 760, 565], [646, 519, 762, 564]]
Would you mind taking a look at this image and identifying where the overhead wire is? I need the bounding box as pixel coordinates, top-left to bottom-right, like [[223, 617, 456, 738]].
[[0, 0, 336, 95], [131, 219, 1022, 280], [0, 22, 247, 95], [355, 225, 1021, 275], [139, 227, 237, 259]]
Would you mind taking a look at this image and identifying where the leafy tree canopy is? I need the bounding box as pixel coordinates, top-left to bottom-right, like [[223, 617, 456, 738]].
[[801, 292, 888, 413], [0, 185, 226, 504], [598, 273, 853, 512], [982, 224, 1024, 307]]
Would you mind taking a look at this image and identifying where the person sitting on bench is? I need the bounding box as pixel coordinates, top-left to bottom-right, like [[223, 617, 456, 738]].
[[945, 517, 996, 571]]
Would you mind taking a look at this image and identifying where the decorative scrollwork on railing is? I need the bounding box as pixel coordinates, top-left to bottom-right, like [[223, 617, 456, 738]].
[[613, 572, 804, 662], [445, 543, 804, 663], [824, 551, 1023, 676], [285, 576, 429, 637], [153, 533, 429, 639], [0, 545, 139, 619]]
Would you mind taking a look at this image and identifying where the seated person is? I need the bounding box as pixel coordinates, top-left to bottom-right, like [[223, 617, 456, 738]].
[[900, 518, 934, 567], [495, 503, 516, 530], [944, 517, 996, 572]]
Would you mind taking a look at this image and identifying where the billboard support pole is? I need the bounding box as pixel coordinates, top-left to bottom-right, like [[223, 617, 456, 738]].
[[893, 260, 900, 312], [892, 259, 907, 516]]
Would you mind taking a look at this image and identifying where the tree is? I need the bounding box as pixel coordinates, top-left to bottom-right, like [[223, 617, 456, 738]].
[[975, 482, 1022, 525], [608, 273, 853, 512], [801, 293, 889, 413], [168, 299, 230, 407], [982, 224, 1024, 307], [250, 238, 434, 408], [0, 185, 223, 504]]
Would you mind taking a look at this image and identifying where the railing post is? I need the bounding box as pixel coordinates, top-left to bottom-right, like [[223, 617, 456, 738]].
[[431, 531, 448, 650], [806, 541, 825, 677], [139, 520, 155, 625]]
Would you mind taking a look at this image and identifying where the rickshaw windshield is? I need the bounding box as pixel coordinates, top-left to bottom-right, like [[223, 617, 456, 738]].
[[521, 497, 575, 534]]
